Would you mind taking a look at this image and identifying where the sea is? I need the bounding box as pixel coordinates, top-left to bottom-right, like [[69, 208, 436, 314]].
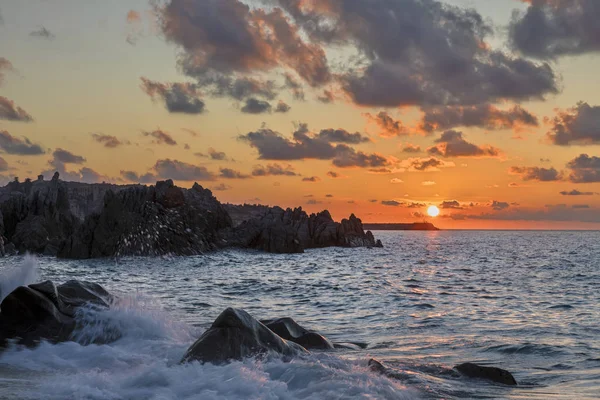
[[0, 231, 598, 399]]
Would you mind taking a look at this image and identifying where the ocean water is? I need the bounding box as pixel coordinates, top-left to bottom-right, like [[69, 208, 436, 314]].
[[0, 231, 599, 399]]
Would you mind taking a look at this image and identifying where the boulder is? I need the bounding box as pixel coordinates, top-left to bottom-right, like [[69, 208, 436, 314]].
[[0, 280, 112, 348], [181, 308, 308, 364], [455, 362, 517, 386], [261, 317, 334, 350]]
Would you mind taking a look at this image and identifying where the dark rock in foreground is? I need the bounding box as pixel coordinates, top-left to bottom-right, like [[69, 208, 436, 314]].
[[181, 308, 308, 364], [261, 317, 334, 350], [455, 362, 517, 386], [0, 280, 112, 349], [222, 206, 382, 253]]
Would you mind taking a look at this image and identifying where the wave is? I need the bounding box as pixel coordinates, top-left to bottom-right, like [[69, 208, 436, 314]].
[[0, 255, 39, 302]]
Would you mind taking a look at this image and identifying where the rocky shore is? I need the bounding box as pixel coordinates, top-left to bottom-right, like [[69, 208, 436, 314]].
[[0, 175, 382, 259]]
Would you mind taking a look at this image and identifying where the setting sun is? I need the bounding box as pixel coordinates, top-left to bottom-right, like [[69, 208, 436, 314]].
[[427, 206, 440, 217]]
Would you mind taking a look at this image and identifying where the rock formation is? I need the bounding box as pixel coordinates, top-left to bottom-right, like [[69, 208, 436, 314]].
[[0, 176, 381, 258], [0, 280, 113, 349], [181, 308, 308, 364], [454, 362, 518, 385], [261, 317, 334, 350]]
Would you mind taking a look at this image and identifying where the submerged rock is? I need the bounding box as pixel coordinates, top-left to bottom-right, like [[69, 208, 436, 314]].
[[455, 362, 517, 386], [0, 280, 113, 349], [181, 308, 308, 364], [261, 317, 334, 350]]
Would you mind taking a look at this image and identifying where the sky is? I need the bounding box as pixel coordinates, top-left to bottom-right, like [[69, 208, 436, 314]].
[[0, 0, 599, 229]]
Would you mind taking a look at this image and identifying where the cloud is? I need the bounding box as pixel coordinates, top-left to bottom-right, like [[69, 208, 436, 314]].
[[440, 200, 462, 209], [567, 154, 600, 183], [326, 171, 345, 179], [212, 183, 232, 191], [274, 100, 291, 113], [240, 124, 387, 168], [30, 26, 55, 40], [398, 157, 455, 172], [364, 111, 411, 137], [252, 163, 297, 176], [419, 104, 539, 133], [491, 200, 510, 211], [307, 199, 322, 205], [509, 166, 562, 181], [197, 148, 228, 161], [402, 144, 421, 153], [381, 200, 402, 207], [546, 102, 600, 145], [283, 72, 305, 100], [0, 130, 44, 155], [422, 181, 436, 186], [140, 77, 205, 114], [153, 159, 215, 181], [143, 129, 177, 146], [40, 149, 110, 184], [52, 148, 86, 165], [510, 0, 600, 59], [0, 57, 14, 87], [0, 157, 8, 172], [0, 96, 34, 122], [302, 176, 320, 182], [427, 130, 502, 158], [390, 178, 403, 184], [120, 170, 157, 184], [241, 98, 271, 114], [317, 90, 335, 104], [219, 168, 251, 179], [560, 189, 596, 196], [91, 133, 127, 148]]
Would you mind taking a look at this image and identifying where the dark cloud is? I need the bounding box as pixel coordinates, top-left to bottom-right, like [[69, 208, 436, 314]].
[[509, 0, 600, 59], [326, 171, 341, 178], [274, 100, 291, 113], [30, 26, 55, 40], [381, 200, 402, 207], [219, 168, 251, 179], [140, 78, 205, 114], [440, 200, 463, 209], [567, 154, 600, 183], [252, 163, 297, 176], [364, 112, 411, 137], [419, 104, 539, 133], [307, 199, 322, 205], [120, 170, 157, 184], [509, 166, 562, 181], [212, 183, 232, 191], [153, 159, 215, 181], [283, 72, 305, 100], [491, 200, 510, 211], [143, 129, 177, 146], [546, 102, 600, 145], [196, 148, 228, 161], [91, 133, 127, 148], [302, 176, 320, 182], [0, 57, 14, 87], [317, 90, 334, 104], [427, 130, 502, 158], [399, 157, 455, 172], [241, 98, 272, 114], [560, 189, 596, 196], [402, 144, 421, 153], [0, 96, 34, 122], [0, 130, 45, 155], [239, 124, 388, 168], [52, 149, 86, 165], [325, 194, 333, 198]]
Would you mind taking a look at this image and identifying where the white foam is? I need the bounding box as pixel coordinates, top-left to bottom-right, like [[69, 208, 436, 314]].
[[0, 255, 39, 302]]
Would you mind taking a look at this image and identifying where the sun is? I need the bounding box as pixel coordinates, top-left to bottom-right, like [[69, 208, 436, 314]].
[[427, 205, 440, 217]]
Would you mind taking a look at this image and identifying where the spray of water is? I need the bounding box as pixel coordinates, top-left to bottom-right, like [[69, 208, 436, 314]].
[[0, 254, 39, 302]]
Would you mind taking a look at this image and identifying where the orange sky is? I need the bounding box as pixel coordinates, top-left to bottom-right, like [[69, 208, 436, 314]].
[[0, 0, 599, 229]]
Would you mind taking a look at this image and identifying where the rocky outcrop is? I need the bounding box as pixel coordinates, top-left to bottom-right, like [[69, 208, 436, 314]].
[[58, 180, 232, 259], [0, 280, 112, 349], [455, 363, 518, 385], [181, 308, 308, 364], [221, 207, 382, 253], [261, 317, 334, 350]]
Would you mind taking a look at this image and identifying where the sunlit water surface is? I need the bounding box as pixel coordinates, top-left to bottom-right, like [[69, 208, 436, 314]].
[[0, 231, 599, 399]]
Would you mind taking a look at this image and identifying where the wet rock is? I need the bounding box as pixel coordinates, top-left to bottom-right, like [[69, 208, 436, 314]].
[[181, 308, 308, 364], [0, 280, 112, 349], [455, 362, 517, 386], [261, 317, 334, 350]]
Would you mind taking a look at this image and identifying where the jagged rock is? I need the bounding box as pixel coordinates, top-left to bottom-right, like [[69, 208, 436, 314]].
[[181, 308, 308, 364], [261, 317, 334, 350], [455, 363, 517, 386], [0, 280, 113, 349], [221, 206, 382, 253]]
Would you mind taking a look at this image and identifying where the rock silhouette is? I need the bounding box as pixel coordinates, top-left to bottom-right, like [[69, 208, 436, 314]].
[[455, 362, 518, 385]]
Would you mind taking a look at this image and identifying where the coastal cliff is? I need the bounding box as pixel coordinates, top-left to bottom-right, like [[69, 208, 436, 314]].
[[0, 175, 381, 258]]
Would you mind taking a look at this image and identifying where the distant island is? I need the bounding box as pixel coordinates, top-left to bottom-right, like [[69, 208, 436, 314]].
[[363, 222, 439, 231]]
